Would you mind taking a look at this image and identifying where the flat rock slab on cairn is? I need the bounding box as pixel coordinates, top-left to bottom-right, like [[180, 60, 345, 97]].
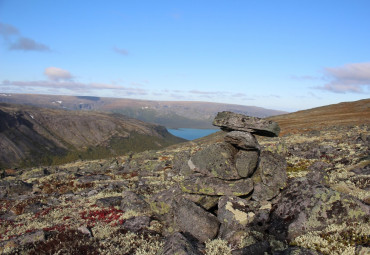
[[213, 111, 280, 137]]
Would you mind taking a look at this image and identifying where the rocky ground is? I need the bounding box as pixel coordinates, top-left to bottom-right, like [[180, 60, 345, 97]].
[[0, 117, 369, 254]]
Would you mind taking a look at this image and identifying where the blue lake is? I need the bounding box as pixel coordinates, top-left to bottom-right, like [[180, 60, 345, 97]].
[[168, 128, 219, 140]]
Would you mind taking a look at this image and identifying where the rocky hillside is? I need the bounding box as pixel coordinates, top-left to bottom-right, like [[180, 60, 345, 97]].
[[0, 101, 368, 255], [268, 98, 370, 136], [0, 93, 286, 128], [0, 103, 185, 169]]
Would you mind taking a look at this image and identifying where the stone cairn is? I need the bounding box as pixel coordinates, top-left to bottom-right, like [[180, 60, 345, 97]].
[[152, 111, 287, 249], [180, 111, 284, 201]]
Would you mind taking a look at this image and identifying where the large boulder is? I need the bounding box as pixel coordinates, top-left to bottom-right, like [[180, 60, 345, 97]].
[[269, 177, 370, 241], [189, 142, 241, 180], [213, 111, 280, 137], [181, 176, 254, 196], [252, 151, 287, 201], [173, 197, 220, 242]]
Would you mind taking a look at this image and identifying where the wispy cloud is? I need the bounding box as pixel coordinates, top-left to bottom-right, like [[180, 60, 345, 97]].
[[9, 37, 50, 51], [316, 62, 370, 93], [0, 22, 51, 52], [44, 67, 73, 81], [188, 90, 221, 95], [291, 75, 322, 80], [113, 46, 128, 56], [0, 23, 19, 39]]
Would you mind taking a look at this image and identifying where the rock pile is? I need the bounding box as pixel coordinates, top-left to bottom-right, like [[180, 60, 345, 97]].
[[151, 111, 288, 249], [180, 111, 285, 200]]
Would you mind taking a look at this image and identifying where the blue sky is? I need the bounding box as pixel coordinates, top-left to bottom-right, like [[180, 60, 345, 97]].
[[0, 0, 369, 111]]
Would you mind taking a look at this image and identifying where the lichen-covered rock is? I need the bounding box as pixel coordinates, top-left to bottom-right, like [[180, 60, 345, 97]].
[[225, 131, 260, 150], [95, 196, 122, 207], [213, 111, 280, 137], [181, 176, 254, 196], [173, 197, 220, 242], [161, 232, 203, 255], [182, 193, 220, 210], [0, 180, 33, 198], [231, 240, 271, 255], [120, 191, 149, 213], [269, 177, 370, 241], [217, 196, 258, 239], [122, 216, 151, 233], [252, 151, 287, 201], [189, 142, 241, 180], [235, 150, 259, 178], [274, 246, 323, 255]]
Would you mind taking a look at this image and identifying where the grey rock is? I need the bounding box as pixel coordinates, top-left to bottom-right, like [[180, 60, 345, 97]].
[[77, 174, 111, 184], [121, 191, 149, 213], [225, 131, 260, 150], [18, 230, 45, 245], [190, 142, 241, 180], [213, 111, 280, 137], [269, 177, 370, 241], [96, 196, 122, 207], [235, 150, 259, 178], [252, 151, 287, 201], [0, 180, 33, 198], [161, 232, 203, 255], [232, 240, 270, 255], [173, 197, 220, 242], [181, 176, 254, 196], [182, 193, 220, 210], [123, 216, 151, 232]]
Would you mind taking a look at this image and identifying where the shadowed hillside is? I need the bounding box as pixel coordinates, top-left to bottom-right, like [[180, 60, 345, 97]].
[[0, 103, 185, 169]]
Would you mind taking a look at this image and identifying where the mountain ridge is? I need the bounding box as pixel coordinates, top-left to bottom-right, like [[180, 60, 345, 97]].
[[0, 93, 287, 129]]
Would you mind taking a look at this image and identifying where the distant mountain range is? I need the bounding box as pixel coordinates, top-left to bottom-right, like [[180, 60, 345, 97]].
[[0, 93, 287, 129], [0, 103, 185, 169]]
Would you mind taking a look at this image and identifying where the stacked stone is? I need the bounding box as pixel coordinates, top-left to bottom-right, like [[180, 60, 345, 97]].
[[180, 111, 282, 202]]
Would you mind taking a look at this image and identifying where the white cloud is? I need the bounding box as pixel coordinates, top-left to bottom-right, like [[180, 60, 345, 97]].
[[317, 62, 370, 93], [44, 67, 73, 81]]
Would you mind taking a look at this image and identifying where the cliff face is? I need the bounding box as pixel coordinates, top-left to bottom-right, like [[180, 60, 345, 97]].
[[0, 103, 185, 169]]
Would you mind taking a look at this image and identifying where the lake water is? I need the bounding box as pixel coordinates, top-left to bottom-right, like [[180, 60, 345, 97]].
[[168, 128, 219, 140]]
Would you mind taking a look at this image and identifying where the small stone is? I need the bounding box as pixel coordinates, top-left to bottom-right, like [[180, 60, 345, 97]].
[[173, 197, 219, 242], [213, 111, 280, 137], [78, 226, 93, 237], [181, 176, 254, 196], [224, 131, 260, 150]]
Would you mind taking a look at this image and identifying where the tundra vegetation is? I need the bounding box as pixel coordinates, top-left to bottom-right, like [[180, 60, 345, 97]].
[[0, 101, 369, 255]]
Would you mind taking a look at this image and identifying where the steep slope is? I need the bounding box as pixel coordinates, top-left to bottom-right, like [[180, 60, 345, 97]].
[[0, 103, 185, 169], [0, 93, 286, 128]]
